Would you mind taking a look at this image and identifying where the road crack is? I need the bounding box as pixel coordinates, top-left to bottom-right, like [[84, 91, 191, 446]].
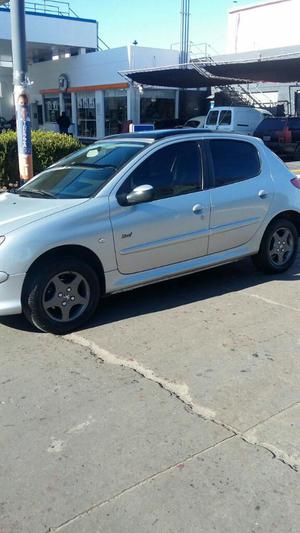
[[46, 434, 235, 532], [62, 333, 299, 473]]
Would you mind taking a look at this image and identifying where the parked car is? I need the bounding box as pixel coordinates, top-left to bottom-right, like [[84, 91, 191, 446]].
[[254, 117, 300, 160], [0, 128, 299, 334], [204, 106, 272, 135], [184, 116, 206, 128]]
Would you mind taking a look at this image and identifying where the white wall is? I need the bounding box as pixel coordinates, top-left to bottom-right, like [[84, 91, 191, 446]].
[[29, 46, 180, 100], [227, 0, 300, 53], [0, 9, 98, 49], [129, 46, 179, 70], [29, 47, 130, 100], [0, 66, 13, 119]]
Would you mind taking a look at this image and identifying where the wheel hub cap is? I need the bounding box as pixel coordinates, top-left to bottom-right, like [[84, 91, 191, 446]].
[[269, 227, 294, 266], [42, 271, 90, 323]]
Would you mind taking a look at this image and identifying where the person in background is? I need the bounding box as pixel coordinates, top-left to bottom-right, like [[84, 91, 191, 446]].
[[56, 111, 71, 134], [9, 115, 16, 131]]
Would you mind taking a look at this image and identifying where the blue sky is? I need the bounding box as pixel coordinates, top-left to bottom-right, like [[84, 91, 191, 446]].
[[70, 0, 262, 53]]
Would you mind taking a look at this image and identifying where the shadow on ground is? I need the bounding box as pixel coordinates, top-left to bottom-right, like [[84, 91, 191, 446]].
[[1, 254, 300, 334]]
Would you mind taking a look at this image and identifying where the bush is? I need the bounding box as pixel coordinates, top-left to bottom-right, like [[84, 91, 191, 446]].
[[0, 130, 82, 189]]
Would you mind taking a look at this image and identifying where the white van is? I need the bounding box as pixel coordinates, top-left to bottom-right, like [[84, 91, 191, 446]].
[[204, 106, 273, 135]]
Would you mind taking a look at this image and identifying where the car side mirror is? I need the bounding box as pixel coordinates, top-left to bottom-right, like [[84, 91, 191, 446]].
[[126, 184, 154, 205]]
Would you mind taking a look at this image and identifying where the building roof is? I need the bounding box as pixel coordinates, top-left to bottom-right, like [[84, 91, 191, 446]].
[[122, 53, 300, 88]]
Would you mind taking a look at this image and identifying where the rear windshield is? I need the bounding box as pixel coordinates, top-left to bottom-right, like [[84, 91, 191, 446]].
[[254, 118, 287, 135], [185, 120, 200, 128], [287, 118, 300, 129], [18, 142, 146, 199], [206, 110, 219, 125]]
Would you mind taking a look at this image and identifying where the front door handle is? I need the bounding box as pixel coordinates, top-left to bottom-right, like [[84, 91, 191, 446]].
[[192, 204, 203, 214], [258, 190, 268, 199]]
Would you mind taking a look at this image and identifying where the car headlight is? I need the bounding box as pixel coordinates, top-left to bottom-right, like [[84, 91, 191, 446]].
[[0, 236, 5, 246]]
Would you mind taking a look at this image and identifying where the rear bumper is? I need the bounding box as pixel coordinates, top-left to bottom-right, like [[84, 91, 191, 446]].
[[0, 273, 25, 316]]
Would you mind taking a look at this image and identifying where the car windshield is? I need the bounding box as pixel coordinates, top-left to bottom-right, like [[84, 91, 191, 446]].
[[185, 120, 200, 128], [18, 141, 147, 199]]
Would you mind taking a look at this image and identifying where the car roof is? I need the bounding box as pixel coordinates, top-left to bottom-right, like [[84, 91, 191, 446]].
[[104, 128, 209, 142]]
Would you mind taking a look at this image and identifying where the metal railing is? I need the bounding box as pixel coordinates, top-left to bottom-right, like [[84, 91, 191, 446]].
[[0, 0, 79, 17], [192, 56, 275, 111]]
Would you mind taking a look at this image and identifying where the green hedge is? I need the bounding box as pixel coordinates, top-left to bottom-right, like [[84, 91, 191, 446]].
[[0, 130, 82, 189]]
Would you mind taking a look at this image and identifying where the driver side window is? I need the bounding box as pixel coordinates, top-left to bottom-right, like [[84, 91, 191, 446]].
[[117, 141, 203, 203]]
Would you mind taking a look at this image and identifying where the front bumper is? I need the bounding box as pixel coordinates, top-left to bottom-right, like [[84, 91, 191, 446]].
[[0, 273, 25, 316]]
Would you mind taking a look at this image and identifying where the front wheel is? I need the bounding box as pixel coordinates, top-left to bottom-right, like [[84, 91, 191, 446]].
[[252, 219, 298, 274], [22, 256, 101, 334]]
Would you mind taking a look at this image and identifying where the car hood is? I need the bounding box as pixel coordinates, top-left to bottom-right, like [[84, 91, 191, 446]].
[[0, 193, 88, 235]]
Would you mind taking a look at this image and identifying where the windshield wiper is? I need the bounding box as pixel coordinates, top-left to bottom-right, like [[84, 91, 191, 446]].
[[18, 188, 57, 199], [69, 162, 117, 169]]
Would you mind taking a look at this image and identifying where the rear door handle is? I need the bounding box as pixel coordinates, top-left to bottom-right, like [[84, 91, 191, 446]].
[[192, 204, 203, 214], [258, 190, 268, 199]]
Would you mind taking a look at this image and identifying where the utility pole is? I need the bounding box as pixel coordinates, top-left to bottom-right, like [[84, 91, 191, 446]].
[[10, 0, 33, 185], [180, 0, 191, 65]]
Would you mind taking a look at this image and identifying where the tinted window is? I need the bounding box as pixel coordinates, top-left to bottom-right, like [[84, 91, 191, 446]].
[[209, 140, 261, 187], [206, 111, 219, 125], [185, 120, 200, 128], [53, 142, 146, 169], [254, 118, 286, 135], [118, 141, 202, 202], [218, 110, 232, 126], [287, 118, 300, 130], [19, 142, 146, 199]]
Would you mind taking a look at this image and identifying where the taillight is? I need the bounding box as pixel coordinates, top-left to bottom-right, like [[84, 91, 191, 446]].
[[290, 177, 300, 189]]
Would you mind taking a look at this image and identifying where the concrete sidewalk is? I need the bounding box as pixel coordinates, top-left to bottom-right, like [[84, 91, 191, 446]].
[[1, 255, 300, 532]]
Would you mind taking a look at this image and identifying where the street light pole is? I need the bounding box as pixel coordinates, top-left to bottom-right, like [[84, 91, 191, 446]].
[[10, 0, 33, 185]]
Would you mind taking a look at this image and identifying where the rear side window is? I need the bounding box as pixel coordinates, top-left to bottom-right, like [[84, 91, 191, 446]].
[[218, 110, 232, 126], [254, 118, 286, 135], [206, 110, 219, 125], [287, 118, 300, 130], [209, 140, 261, 187]]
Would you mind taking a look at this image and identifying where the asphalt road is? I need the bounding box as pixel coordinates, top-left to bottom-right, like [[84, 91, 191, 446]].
[[1, 162, 300, 532]]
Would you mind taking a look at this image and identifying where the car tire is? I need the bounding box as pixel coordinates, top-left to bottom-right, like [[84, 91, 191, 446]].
[[22, 256, 101, 334], [252, 218, 298, 274]]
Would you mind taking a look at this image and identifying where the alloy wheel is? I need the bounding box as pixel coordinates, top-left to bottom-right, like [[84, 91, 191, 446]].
[[268, 227, 294, 267], [42, 271, 90, 322]]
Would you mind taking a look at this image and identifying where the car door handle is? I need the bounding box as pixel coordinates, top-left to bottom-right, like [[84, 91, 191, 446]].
[[192, 204, 203, 214], [258, 190, 269, 199]]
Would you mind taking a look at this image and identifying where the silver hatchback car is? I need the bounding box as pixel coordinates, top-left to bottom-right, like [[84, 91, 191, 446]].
[[0, 129, 299, 334]]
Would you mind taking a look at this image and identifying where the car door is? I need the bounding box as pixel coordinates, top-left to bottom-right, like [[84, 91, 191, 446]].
[[109, 140, 211, 275], [207, 138, 274, 254]]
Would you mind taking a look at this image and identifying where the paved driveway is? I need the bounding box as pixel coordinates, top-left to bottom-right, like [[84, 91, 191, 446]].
[[1, 160, 300, 532]]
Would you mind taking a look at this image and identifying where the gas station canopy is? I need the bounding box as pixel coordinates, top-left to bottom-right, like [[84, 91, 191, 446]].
[[122, 55, 300, 88]]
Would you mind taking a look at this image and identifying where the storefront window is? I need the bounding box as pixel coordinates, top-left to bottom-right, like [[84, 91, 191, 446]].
[[104, 89, 127, 135], [140, 89, 176, 124], [63, 93, 72, 120], [76, 91, 96, 138], [44, 94, 59, 123]]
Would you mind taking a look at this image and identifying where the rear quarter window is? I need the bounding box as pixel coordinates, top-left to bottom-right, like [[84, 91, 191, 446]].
[[209, 139, 261, 187]]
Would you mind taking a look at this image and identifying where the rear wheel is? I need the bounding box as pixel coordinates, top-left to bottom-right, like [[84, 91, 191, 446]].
[[22, 256, 101, 334], [252, 218, 298, 274]]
